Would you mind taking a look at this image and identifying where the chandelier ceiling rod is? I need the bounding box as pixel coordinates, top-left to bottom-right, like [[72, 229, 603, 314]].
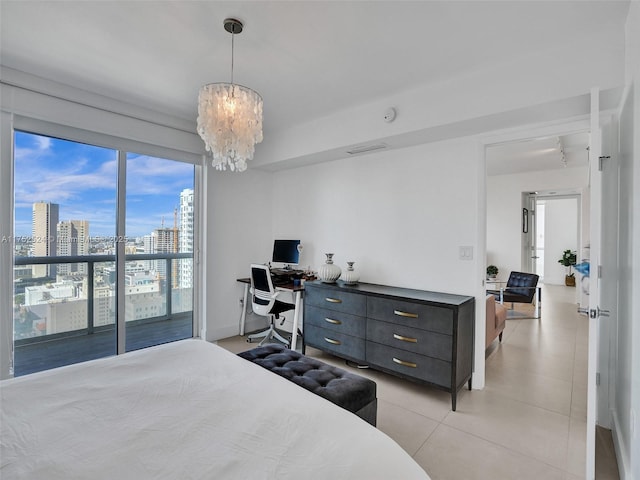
[[224, 18, 243, 85]]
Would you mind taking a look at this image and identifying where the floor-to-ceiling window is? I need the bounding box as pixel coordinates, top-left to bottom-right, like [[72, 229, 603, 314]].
[[12, 130, 196, 376], [124, 152, 194, 352]]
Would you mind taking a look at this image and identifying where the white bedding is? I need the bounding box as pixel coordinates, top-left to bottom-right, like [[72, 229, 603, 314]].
[[1, 339, 430, 479]]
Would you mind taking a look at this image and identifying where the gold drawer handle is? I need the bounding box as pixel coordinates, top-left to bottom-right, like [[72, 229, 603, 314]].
[[393, 357, 417, 368], [324, 337, 341, 345], [393, 333, 417, 343], [325, 297, 342, 304], [325, 318, 342, 325], [394, 310, 418, 319]]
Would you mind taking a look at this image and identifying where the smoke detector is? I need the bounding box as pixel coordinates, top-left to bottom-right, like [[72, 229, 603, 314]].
[[383, 107, 397, 123]]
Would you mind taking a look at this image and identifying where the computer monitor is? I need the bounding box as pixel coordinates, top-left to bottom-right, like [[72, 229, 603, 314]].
[[272, 239, 301, 266]]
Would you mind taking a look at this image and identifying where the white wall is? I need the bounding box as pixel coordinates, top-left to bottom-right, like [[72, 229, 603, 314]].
[[631, 28, 640, 480], [204, 168, 274, 341], [271, 139, 481, 295], [543, 197, 579, 285]]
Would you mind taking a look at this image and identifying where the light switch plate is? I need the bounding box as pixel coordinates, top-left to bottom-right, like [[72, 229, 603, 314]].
[[459, 246, 473, 260]]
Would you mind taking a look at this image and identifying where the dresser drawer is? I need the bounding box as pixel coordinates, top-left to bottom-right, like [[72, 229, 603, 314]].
[[304, 324, 366, 360], [305, 285, 366, 316], [366, 341, 451, 387], [366, 319, 452, 361], [305, 305, 366, 337], [367, 296, 453, 335]]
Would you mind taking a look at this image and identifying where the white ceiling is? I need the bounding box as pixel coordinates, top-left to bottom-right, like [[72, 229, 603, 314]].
[[0, 1, 630, 171], [486, 132, 591, 176]]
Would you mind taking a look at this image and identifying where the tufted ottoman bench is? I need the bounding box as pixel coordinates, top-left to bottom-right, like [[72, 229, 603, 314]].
[[238, 343, 377, 426]]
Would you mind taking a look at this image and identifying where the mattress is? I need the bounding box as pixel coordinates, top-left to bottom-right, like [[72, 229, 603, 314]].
[[1, 339, 430, 479]]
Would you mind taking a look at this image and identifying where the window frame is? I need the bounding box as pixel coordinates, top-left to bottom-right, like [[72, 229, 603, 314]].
[[2, 116, 204, 377]]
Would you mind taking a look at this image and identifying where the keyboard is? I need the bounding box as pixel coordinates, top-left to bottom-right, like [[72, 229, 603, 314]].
[[271, 268, 304, 276], [271, 268, 304, 286], [272, 276, 291, 286]]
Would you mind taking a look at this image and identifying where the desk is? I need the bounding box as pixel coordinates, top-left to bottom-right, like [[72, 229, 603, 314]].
[[236, 278, 304, 351]]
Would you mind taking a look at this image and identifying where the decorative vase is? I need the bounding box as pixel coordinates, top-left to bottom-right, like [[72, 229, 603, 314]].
[[342, 261, 360, 285], [318, 253, 341, 283]]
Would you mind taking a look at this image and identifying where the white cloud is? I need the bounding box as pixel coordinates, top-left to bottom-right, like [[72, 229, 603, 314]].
[[13, 135, 194, 237], [35, 135, 52, 151], [125, 155, 194, 195]]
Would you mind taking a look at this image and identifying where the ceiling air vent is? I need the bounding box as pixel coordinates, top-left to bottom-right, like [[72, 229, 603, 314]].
[[346, 143, 387, 155]]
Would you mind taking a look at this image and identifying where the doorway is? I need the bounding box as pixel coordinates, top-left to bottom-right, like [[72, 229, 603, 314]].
[[485, 131, 588, 281], [523, 192, 580, 285], [483, 114, 619, 478]]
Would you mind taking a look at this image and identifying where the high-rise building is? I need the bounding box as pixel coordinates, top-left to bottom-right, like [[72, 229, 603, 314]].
[[57, 220, 89, 275], [32, 202, 59, 278], [152, 227, 177, 283], [142, 234, 156, 272], [179, 188, 194, 289]]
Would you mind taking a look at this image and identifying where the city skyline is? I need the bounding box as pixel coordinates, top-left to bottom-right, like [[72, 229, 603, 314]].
[[14, 131, 194, 238]]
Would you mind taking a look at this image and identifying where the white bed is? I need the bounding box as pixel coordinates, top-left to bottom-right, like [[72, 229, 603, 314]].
[[1, 339, 430, 479]]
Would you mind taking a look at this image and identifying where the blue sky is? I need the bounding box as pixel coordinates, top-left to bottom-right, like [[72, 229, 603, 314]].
[[14, 131, 194, 238]]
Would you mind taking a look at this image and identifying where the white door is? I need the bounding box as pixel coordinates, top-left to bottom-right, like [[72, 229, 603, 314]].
[[585, 88, 617, 479], [585, 88, 600, 480], [597, 115, 618, 429]]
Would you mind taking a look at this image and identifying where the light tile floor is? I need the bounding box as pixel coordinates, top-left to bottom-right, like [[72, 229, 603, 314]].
[[217, 284, 619, 479]]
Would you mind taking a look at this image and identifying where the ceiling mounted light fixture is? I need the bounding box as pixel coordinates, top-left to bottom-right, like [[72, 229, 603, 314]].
[[556, 137, 567, 168], [197, 18, 263, 172]]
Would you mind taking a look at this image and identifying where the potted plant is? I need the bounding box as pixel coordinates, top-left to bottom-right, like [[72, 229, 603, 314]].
[[486, 265, 498, 279], [558, 249, 577, 286]]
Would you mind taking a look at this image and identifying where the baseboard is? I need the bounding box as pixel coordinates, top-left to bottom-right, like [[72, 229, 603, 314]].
[[207, 316, 269, 342], [611, 408, 631, 480]]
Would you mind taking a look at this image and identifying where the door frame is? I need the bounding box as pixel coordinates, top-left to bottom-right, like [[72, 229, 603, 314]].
[[0, 112, 15, 379]]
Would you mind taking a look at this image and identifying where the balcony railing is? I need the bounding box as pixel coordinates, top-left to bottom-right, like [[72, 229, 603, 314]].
[[13, 253, 194, 376]]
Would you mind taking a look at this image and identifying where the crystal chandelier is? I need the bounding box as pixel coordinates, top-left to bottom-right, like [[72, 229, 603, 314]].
[[197, 18, 263, 172]]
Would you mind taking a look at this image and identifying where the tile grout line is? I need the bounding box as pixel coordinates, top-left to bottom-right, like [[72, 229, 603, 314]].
[[435, 422, 569, 476]]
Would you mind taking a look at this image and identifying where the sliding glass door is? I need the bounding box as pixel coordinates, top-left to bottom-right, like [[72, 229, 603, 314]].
[[13, 132, 118, 375], [124, 152, 194, 351], [12, 130, 196, 376]]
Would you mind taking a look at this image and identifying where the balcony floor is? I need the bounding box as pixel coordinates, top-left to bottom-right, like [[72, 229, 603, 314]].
[[13, 316, 193, 377]]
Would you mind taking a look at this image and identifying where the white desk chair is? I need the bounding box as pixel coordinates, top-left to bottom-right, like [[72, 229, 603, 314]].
[[246, 264, 295, 346]]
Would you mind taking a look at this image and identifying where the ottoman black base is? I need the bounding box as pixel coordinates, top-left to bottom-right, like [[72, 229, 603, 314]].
[[238, 344, 377, 426]]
